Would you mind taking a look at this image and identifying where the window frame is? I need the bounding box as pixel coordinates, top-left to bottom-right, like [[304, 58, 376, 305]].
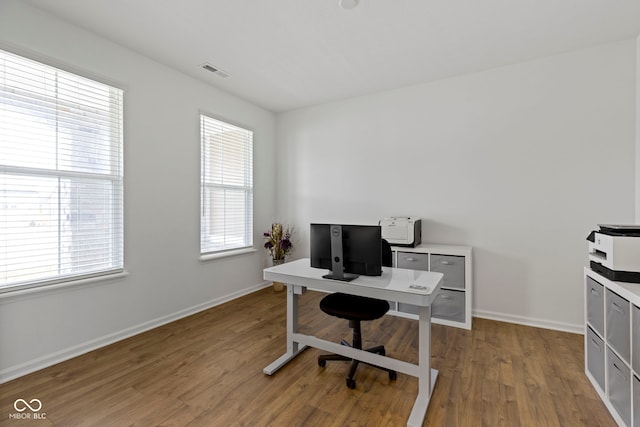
[[199, 113, 255, 257], [0, 48, 125, 296]]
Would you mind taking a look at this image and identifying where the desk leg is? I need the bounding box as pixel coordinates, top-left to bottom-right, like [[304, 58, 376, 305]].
[[407, 305, 438, 427], [263, 284, 308, 375]]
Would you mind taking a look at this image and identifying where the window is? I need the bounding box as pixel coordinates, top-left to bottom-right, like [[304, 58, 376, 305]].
[[0, 50, 124, 293], [200, 115, 253, 254]]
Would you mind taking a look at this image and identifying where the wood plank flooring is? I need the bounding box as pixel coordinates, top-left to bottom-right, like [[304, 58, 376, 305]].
[[1, 288, 614, 427]]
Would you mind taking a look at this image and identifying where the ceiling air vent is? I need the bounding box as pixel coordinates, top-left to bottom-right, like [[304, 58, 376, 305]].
[[201, 63, 229, 78]]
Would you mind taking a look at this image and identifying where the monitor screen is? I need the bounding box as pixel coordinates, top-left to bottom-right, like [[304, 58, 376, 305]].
[[310, 223, 382, 281]]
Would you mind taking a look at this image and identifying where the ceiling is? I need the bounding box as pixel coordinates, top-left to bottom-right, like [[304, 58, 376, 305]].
[[23, 0, 640, 113]]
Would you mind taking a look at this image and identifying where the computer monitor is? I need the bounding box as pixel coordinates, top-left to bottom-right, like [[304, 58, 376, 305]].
[[310, 223, 382, 281]]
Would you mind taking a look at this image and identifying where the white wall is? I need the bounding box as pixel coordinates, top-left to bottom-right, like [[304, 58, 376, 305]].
[[0, 1, 277, 382], [277, 39, 637, 332], [1, 1, 637, 384]]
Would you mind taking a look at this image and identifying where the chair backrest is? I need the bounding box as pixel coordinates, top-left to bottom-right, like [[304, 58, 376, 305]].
[[381, 239, 392, 268]]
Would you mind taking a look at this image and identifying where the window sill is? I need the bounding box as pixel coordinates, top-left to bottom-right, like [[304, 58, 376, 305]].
[[199, 247, 257, 262], [0, 271, 130, 301]]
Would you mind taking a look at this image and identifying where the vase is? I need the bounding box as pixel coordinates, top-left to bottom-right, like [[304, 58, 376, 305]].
[[272, 258, 285, 291]]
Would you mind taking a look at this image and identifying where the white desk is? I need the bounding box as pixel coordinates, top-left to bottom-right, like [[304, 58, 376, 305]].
[[263, 258, 443, 427]]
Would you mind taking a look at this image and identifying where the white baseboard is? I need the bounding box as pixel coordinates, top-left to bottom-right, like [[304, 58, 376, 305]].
[[2, 284, 584, 384], [472, 309, 583, 335], [313, 287, 583, 334], [0, 281, 272, 384]]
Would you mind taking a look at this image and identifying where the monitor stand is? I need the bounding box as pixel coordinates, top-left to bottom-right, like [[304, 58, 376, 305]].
[[322, 225, 359, 282]]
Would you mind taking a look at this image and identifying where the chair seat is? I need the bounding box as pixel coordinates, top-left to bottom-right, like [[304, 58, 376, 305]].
[[316, 239, 396, 390], [320, 292, 390, 321]]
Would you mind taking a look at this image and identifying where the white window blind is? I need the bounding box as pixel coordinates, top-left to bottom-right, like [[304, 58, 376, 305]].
[[0, 49, 124, 293], [200, 115, 253, 254]]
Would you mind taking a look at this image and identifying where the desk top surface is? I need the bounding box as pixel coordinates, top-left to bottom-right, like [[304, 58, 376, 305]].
[[264, 258, 443, 306]]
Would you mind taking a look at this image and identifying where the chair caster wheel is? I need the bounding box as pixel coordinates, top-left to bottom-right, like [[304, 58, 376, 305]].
[[318, 359, 326, 367], [346, 378, 356, 389], [389, 371, 397, 381]]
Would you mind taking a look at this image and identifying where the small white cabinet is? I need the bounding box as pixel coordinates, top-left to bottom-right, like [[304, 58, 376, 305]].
[[391, 244, 473, 330], [585, 268, 640, 426]]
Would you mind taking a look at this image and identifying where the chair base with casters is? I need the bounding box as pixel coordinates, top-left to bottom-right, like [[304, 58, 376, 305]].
[[317, 292, 398, 389]]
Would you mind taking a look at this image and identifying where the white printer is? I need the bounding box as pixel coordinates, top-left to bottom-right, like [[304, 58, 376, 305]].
[[379, 217, 421, 247], [587, 224, 640, 283]]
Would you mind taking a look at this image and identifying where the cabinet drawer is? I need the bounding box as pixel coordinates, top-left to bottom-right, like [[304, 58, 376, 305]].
[[634, 375, 640, 427], [398, 289, 466, 323], [430, 254, 465, 289], [586, 277, 605, 337], [397, 252, 428, 271], [634, 305, 640, 374], [432, 289, 465, 323], [606, 289, 631, 364], [608, 348, 631, 426], [397, 302, 420, 316], [586, 326, 605, 392]]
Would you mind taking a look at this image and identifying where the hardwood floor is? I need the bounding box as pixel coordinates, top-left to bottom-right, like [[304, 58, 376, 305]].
[[1, 288, 614, 427]]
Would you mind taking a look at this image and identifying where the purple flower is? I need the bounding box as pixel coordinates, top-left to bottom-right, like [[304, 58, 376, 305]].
[[264, 223, 294, 260]]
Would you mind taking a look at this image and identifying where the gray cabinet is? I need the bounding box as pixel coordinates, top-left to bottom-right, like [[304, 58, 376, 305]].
[[430, 255, 465, 290], [608, 348, 632, 427], [584, 268, 640, 426], [586, 326, 606, 391], [397, 252, 428, 271], [587, 277, 605, 336], [607, 289, 631, 364], [634, 375, 640, 427], [398, 289, 466, 323], [391, 244, 472, 330], [634, 305, 640, 374], [431, 289, 465, 323]]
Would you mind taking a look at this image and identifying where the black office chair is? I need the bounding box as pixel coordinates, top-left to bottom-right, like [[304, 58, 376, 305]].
[[317, 239, 397, 389]]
